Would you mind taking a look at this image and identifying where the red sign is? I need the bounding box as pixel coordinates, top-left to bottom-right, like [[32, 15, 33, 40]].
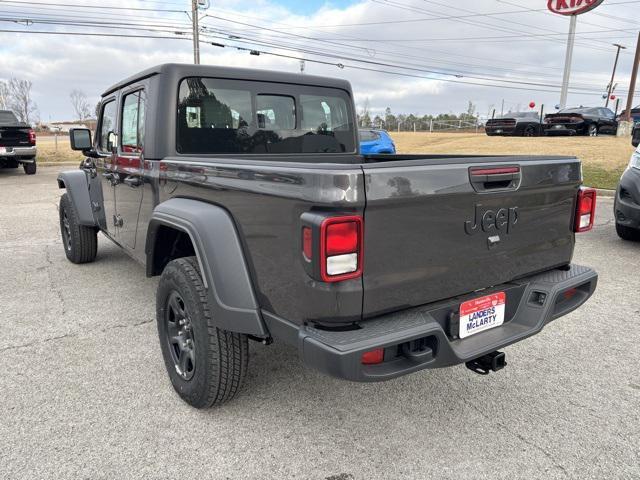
[[547, 0, 605, 15]]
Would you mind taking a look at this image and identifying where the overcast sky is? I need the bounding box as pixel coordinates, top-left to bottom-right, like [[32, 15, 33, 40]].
[[1, 0, 639, 122]]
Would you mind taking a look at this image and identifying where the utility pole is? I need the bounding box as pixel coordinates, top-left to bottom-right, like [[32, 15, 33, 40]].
[[559, 15, 577, 109], [191, 0, 200, 64], [605, 43, 626, 108], [623, 32, 640, 122]]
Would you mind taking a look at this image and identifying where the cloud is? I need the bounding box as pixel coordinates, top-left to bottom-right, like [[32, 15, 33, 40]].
[[0, 0, 637, 120]]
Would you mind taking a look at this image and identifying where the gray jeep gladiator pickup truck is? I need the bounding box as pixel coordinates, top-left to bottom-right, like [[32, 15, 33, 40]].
[[58, 64, 598, 408], [0, 110, 37, 174]]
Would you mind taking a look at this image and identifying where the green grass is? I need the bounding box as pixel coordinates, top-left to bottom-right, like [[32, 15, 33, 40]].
[[582, 164, 625, 190]]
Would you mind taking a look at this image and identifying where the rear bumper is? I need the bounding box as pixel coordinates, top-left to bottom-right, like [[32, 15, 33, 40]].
[[264, 264, 597, 382], [0, 146, 37, 159], [543, 125, 583, 136], [485, 127, 516, 135]]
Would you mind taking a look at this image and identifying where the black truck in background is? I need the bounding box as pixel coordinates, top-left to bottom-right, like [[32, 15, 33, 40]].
[[0, 110, 37, 174], [58, 64, 598, 408]]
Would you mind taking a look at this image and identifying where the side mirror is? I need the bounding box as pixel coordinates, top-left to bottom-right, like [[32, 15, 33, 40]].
[[70, 128, 92, 151], [632, 128, 639, 148]]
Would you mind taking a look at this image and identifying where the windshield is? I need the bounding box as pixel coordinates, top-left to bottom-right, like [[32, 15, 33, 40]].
[[177, 77, 356, 155]]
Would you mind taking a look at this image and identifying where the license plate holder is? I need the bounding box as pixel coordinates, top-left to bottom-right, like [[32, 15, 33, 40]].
[[459, 292, 506, 339]]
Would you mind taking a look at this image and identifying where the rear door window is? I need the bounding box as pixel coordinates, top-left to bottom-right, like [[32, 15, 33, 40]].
[[120, 90, 146, 154]]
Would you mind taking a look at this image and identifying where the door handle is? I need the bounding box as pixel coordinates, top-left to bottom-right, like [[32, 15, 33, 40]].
[[124, 176, 142, 188]]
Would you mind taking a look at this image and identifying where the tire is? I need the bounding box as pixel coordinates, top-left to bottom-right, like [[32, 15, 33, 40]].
[[523, 126, 536, 137], [588, 124, 598, 137], [616, 222, 640, 241], [23, 160, 36, 175], [156, 257, 249, 408], [59, 193, 98, 264]]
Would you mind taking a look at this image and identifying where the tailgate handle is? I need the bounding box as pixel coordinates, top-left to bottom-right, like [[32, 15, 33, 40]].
[[469, 166, 520, 192]]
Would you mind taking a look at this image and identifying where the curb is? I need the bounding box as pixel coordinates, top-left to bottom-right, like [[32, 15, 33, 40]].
[[596, 189, 615, 198]]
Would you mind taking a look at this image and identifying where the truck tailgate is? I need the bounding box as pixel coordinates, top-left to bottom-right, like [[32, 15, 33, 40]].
[[0, 126, 31, 147], [361, 156, 581, 318]]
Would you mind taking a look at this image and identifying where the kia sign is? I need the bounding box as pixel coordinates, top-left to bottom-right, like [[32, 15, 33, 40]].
[[547, 0, 605, 15]]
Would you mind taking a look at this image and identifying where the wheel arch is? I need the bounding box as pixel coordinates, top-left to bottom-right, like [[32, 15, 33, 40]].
[[145, 198, 267, 337], [57, 170, 97, 226]]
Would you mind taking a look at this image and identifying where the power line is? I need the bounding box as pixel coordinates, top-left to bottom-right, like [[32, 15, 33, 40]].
[[0, 0, 187, 13], [1, 26, 637, 98], [375, 0, 616, 52], [198, 26, 608, 91]]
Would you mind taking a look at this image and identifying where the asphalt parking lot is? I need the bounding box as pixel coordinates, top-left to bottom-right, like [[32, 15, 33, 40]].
[[1, 166, 638, 479]]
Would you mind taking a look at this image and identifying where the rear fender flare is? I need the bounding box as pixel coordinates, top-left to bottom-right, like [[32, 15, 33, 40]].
[[57, 170, 97, 226], [146, 198, 267, 337]]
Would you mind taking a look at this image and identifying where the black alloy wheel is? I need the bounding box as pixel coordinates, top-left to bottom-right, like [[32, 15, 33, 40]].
[[164, 291, 196, 381], [61, 209, 72, 252]]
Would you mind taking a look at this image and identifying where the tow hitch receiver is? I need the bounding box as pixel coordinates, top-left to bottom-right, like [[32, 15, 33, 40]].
[[465, 351, 507, 375]]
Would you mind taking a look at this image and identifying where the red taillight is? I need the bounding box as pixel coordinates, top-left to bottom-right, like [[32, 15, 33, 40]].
[[320, 216, 363, 283], [326, 221, 359, 255], [302, 227, 312, 261], [28, 129, 36, 145], [575, 187, 596, 233], [361, 348, 384, 365]]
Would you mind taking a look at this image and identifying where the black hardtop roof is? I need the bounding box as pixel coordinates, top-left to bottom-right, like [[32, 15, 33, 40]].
[[102, 63, 352, 97]]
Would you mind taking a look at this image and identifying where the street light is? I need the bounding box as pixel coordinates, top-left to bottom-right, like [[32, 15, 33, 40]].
[[606, 43, 627, 108]]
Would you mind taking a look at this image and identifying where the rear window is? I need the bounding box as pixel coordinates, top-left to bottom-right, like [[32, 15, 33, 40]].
[[0, 111, 18, 125], [177, 77, 356, 155], [359, 130, 380, 142]]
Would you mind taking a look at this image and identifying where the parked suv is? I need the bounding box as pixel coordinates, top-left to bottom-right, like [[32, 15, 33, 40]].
[[58, 64, 598, 408], [614, 133, 640, 240], [0, 110, 37, 174]]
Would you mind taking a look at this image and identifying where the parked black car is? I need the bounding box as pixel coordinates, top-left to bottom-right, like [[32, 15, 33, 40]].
[[543, 107, 618, 136], [58, 63, 597, 408], [615, 128, 640, 241], [0, 110, 37, 174], [485, 112, 542, 137]]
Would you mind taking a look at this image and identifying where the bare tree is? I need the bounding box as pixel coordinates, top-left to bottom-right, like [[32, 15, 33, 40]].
[[7, 78, 38, 124], [0, 80, 8, 110], [358, 98, 371, 127], [70, 89, 91, 121]]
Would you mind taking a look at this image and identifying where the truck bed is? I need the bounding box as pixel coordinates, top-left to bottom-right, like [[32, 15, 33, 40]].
[[161, 152, 582, 326]]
